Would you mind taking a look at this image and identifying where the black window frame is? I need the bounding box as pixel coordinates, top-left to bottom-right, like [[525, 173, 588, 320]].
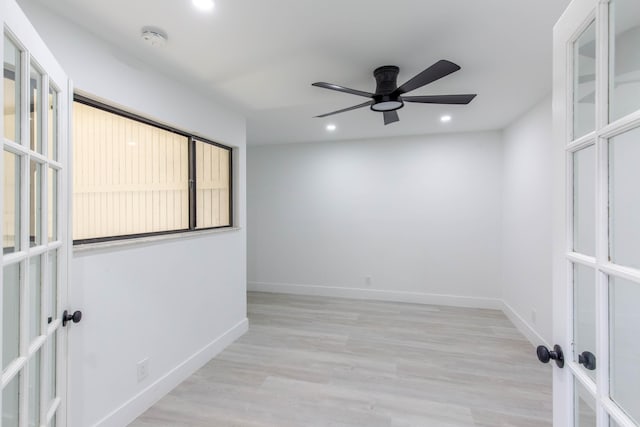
[[73, 94, 233, 245]]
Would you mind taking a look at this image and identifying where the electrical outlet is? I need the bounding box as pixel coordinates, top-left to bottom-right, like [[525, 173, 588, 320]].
[[365, 276, 372, 286], [137, 358, 149, 383], [531, 309, 537, 324]]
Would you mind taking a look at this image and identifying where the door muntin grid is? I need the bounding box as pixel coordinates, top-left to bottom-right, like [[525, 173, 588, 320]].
[[2, 30, 64, 427], [567, 1, 640, 426]]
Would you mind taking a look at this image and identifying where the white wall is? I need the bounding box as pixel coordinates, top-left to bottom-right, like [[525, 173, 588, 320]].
[[501, 96, 553, 345], [248, 132, 504, 308], [17, 2, 248, 426], [247, 100, 557, 346]]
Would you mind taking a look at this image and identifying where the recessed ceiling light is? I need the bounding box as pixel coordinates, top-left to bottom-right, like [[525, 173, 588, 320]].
[[326, 124, 337, 132], [440, 115, 452, 123], [192, 0, 215, 12]]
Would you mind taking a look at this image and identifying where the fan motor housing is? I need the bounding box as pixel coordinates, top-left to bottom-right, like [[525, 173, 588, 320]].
[[371, 65, 403, 112], [373, 65, 400, 94]]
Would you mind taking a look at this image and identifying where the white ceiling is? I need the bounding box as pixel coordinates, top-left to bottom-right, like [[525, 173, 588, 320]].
[[30, 0, 570, 145]]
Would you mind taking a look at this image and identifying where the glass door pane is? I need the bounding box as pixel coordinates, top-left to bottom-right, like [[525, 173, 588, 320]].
[[48, 168, 58, 242], [609, 276, 640, 424], [44, 334, 57, 409], [48, 88, 58, 161], [3, 150, 21, 253], [574, 264, 597, 380], [2, 263, 21, 371], [47, 250, 58, 321], [28, 351, 41, 427], [29, 256, 42, 341], [574, 21, 597, 139], [574, 145, 596, 255], [30, 161, 42, 247], [3, 37, 21, 143], [609, 0, 640, 122], [2, 374, 20, 427], [575, 380, 597, 426], [609, 126, 640, 270], [30, 64, 43, 153]]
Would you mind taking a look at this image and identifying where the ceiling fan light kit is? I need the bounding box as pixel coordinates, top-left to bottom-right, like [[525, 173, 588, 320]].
[[312, 60, 477, 125], [370, 100, 403, 112]]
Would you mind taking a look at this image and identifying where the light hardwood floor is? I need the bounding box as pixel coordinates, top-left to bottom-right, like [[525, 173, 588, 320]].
[[131, 292, 552, 427]]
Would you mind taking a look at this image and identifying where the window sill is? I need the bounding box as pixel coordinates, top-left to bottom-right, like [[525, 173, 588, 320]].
[[73, 227, 242, 256]]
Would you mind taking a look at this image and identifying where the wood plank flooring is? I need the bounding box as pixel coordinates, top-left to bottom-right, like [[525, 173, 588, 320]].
[[130, 292, 552, 427]]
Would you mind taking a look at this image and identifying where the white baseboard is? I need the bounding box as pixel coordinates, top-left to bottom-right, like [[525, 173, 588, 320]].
[[93, 318, 249, 427], [501, 301, 549, 348], [248, 281, 503, 310]]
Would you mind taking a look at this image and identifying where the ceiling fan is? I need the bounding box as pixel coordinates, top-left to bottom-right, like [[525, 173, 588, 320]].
[[312, 60, 477, 125]]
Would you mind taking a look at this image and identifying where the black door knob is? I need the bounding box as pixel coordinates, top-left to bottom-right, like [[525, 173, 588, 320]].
[[537, 344, 565, 368], [578, 351, 596, 370], [62, 310, 82, 327]]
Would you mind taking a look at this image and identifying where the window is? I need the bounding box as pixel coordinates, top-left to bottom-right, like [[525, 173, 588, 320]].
[[72, 96, 232, 243]]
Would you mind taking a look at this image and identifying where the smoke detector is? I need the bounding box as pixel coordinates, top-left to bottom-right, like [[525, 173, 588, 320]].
[[141, 27, 168, 48]]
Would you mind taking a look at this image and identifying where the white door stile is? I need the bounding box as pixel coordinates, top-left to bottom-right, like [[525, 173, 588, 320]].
[[57, 73, 73, 427], [554, 1, 596, 426], [552, 5, 595, 425]]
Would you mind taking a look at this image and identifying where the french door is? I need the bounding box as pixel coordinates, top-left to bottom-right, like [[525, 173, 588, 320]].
[[552, 0, 640, 426], [1, 0, 70, 426]]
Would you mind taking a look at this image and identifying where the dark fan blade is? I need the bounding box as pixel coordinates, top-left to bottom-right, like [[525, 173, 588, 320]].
[[315, 101, 373, 118], [394, 60, 461, 95], [402, 94, 477, 104], [383, 111, 399, 125], [312, 82, 373, 98]]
